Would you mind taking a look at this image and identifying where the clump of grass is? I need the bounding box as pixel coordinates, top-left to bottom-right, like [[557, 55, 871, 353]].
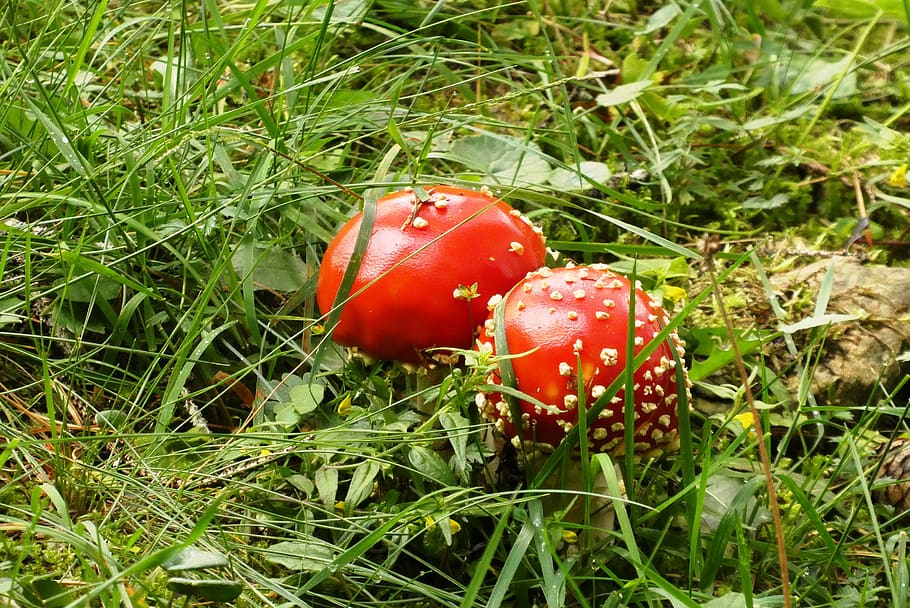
[[2, 0, 910, 606]]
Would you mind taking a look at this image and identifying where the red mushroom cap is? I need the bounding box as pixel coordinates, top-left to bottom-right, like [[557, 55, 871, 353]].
[[476, 264, 689, 457], [317, 185, 548, 364]]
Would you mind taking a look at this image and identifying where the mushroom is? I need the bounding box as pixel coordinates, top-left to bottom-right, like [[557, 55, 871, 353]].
[[475, 263, 689, 458], [316, 185, 548, 364]]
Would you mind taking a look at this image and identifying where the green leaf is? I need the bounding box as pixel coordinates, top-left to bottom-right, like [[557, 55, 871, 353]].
[[686, 327, 764, 383], [94, 410, 129, 431], [492, 17, 540, 41], [595, 80, 652, 107], [288, 383, 324, 414], [0, 297, 22, 326], [344, 460, 380, 510], [166, 578, 243, 602], [636, 3, 682, 34], [285, 473, 315, 496], [448, 133, 552, 186], [700, 592, 748, 607], [607, 256, 690, 281], [742, 104, 814, 131], [315, 466, 339, 507], [547, 161, 612, 191], [814, 0, 908, 22], [310, 0, 370, 24], [263, 541, 335, 571], [231, 242, 309, 292], [408, 445, 457, 486], [20, 577, 73, 608], [700, 476, 768, 589], [161, 547, 230, 572], [783, 55, 857, 98], [742, 193, 789, 209], [275, 382, 324, 426], [439, 410, 470, 482], [275, 382, 325, 425], [274, 405, 303, 426], [56, 274, 121, 303], [700, 474, 770, 535]]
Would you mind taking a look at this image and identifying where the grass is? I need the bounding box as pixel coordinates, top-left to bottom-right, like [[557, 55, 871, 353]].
[[2, 0, 910, 605]]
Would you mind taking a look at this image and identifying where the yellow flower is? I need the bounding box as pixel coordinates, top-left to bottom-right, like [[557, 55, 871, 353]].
[[337, 395, 352, 417], [733, 412, 756, 436], [661, 285, 687, 305], [425, 515, 461, 535], [889, 164, 907, 188], [562, 530, 578, 544]]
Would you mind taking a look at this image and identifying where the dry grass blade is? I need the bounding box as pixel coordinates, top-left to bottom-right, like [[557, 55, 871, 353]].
[[700, 234, 791, 606]]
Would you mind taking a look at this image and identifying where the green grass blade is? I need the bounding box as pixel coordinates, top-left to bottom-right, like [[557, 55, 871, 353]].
[[460, 501, 514, 608], [486, 505, 535, 608]]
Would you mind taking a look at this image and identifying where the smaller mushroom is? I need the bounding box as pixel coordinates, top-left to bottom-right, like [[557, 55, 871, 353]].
[[475, 264, 689, 458]]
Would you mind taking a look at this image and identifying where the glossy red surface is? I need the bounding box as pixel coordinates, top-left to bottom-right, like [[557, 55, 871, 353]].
[[317, 185, 547, 363]]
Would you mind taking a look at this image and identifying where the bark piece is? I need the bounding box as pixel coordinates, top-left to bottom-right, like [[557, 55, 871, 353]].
[[770, 256, 910, 404]]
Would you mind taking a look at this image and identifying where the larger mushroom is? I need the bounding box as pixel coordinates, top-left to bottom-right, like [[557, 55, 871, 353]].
[[317, 185, 548, 364], [476, 263, 689, 458]]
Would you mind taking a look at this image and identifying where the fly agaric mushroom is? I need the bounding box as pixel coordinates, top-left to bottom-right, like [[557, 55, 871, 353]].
[[476, 263, 689, 458], [317, 185, 548, 364]]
